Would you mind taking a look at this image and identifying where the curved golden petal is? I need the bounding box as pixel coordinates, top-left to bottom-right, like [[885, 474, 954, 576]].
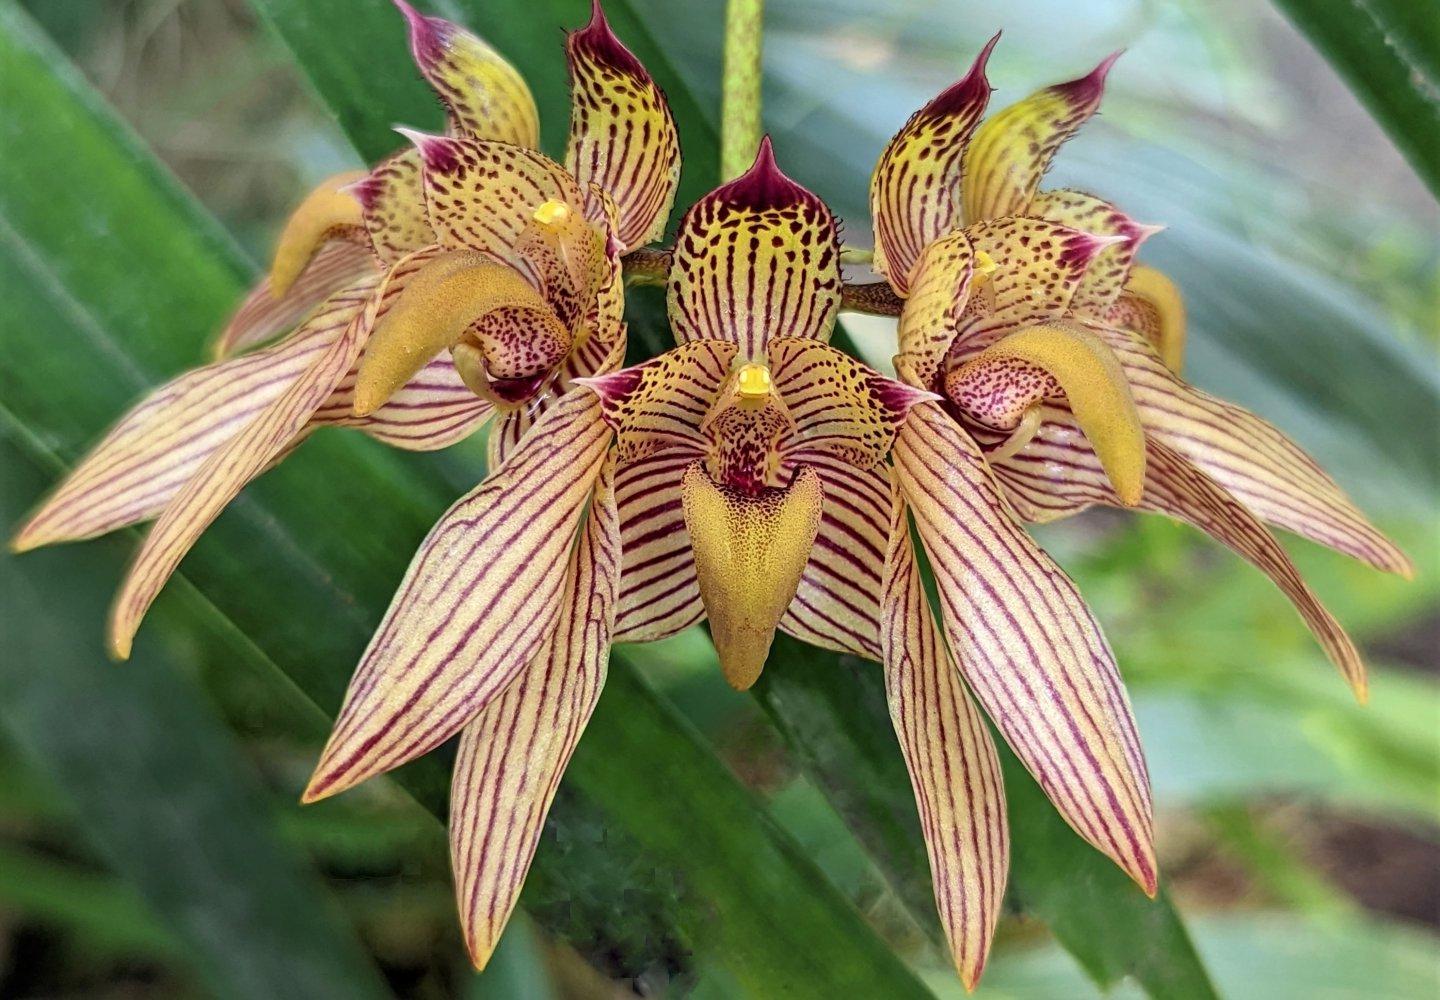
[[268, 170, 368, 298], [353, 249, 563, 416], [682, 462, 823, 690], [961, 52, 1119, 223], [668, 138, 840, 357], [869, 34, 997, 296], [565, 0, 681, 249], [394, 0, 539, 146], [948, 323, 1145, 505]]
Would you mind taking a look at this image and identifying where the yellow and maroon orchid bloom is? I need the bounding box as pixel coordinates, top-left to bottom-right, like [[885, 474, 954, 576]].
[[860, 36, 1413, 981], [298, 141, 948, 970], [10, 0, 681, 663]]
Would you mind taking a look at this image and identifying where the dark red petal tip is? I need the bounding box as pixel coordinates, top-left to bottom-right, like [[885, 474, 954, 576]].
[[569, 0, 646, 78], [393, 0, 452, 64], [925, 31, 1000, 117], [1056, 49, 1123, 102], [396, 127, 459, 173], [714, 135, 817, 211]]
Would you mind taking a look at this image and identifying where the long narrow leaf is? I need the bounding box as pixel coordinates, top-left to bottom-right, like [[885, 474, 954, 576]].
[[0, 437, 391, 1000], [1270, 0, 1440, 198]]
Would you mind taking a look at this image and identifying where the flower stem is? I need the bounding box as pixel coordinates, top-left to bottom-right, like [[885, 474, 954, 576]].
[[721, 0, 765, 180]]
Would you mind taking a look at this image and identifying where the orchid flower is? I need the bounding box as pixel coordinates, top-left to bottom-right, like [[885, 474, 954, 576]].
[[298, 140, 949, 968], [854, 35, 1413, 982], [11, 1, 681, 661]]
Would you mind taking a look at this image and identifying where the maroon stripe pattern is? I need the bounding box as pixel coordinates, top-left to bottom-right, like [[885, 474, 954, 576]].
[[1028, 188, 1156, 314], [564, 0, 680, 250], [870, 35, 996, 295], [350, 147, 437, 265], [993, 412, 1374, 697], [893, 403, 1156, 893], [1091, 323, 1412, 576], [212, 240, 378, 359], [667, 138, 840, 359], [881, 481, 1008, 989], [449, 456, 619, 969], [108, 278, 380, 658], [12, 292, 356, 551], [304, 391, 614, 802]]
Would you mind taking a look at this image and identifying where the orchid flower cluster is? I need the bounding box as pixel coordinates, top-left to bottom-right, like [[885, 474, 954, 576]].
[[13, 1, 1410, 988]]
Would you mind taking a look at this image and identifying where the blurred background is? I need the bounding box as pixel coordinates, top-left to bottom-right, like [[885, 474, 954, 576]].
[[1, 0, 1436, 996]]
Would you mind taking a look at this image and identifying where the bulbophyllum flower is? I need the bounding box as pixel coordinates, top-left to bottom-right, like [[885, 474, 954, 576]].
[[11, 0, 680, 660], [863, 34, 1412, 981], [299, 141, 943, 967]]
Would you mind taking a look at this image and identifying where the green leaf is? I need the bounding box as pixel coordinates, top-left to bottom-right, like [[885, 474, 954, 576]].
[[0, 5, 930, 994], [1269, 0, 1440, 199], [0, 438, 391, 1000]]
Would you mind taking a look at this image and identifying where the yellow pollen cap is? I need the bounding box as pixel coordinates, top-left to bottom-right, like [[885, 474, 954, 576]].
[[974, 249, 998, 275], [735, 363, 773, 399], [532, 199, 571, 227]]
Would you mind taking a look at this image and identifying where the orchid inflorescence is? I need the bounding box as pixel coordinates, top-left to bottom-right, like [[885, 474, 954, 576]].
[[12, 0, 1411, 988]]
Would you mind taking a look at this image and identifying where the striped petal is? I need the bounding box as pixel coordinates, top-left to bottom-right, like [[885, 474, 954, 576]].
[[770, 338, 937, 470], [212, 240, 379, 360], [896, 230, 977, 388], [268, 170, 369, 298], [893, 402, 1156, 893], [407, 132, 586, 270], [450, 455, 618, 969], [778, 457, 890, 661], [303, 390, 613, 802], [565, 0, 680, 249], [945, 323, 1145, 505], [1028, 189, 1158, 316], [961, 53, 1119, 223], [11, 288, 367, 553], [584, 340, 732, 461], [108, 279, 379, 659], [393, 0, 539, 146], [668, 138, 841, 357], [882, 481, 1007, 990], [870, 35, 997, 296], [318, 351, 493, 452], [348, 149, 437, 265], [1093, 323, 1412, 576], [991, 429, 1370, 698], [682, 462, 823, 689], [612, 449, 705, 643]]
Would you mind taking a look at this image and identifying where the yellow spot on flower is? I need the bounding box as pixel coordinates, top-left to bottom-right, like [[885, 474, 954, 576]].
[[531, 199, 571, 227], [974, 249, 998, 275], [735, 362, 773, 400]]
